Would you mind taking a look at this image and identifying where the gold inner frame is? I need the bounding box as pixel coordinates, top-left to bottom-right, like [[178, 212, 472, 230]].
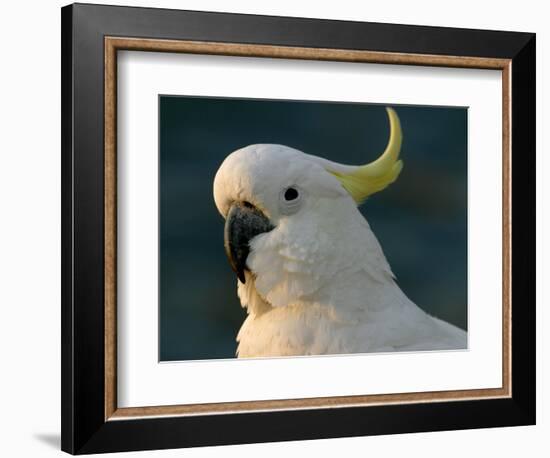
[[104, 37, 512, 421]]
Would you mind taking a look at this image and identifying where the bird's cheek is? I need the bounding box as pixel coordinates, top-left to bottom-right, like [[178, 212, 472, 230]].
[[246, 233, 274, 271], [246, 234, 282, 283]]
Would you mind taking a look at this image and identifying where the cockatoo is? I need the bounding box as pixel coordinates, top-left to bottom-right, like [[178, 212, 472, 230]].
[[213, 107, 466, 358]]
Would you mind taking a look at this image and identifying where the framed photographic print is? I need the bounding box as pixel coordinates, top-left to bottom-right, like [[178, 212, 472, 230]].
[[61, 3, 536, 454]]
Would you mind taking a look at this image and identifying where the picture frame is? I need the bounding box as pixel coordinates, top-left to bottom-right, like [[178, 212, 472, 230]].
[[61, 3, 535, 454]]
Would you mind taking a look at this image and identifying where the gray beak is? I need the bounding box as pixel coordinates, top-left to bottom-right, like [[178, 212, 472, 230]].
[[224, 202, 274, 284]]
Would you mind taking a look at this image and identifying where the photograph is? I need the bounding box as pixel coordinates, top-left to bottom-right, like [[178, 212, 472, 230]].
[[159, 97, 468, 361], [55, 2, 537, 454]]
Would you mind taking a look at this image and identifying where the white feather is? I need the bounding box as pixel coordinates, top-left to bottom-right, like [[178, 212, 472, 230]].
[[213, 144, 467, 358]]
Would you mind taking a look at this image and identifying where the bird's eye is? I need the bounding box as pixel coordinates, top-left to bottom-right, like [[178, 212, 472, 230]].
[[284, 187, 299, 201], [279, 186, 303, 215]]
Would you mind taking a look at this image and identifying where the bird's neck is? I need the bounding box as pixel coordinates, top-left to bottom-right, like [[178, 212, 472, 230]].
[[240, 201, 406, 318], [238, 266, 407, 322]]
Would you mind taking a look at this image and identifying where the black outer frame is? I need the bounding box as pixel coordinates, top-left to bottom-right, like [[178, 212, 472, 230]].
[[61, 3, 536, 454]]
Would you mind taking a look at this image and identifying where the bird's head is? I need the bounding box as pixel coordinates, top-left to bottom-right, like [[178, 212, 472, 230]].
[[213, 107, 403, 308]]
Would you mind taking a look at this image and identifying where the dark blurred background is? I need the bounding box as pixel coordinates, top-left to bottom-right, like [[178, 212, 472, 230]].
[[159, 96, 467, 361]]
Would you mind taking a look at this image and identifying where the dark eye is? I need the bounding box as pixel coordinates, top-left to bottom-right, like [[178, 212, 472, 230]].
[[284, 187, 299, 201]]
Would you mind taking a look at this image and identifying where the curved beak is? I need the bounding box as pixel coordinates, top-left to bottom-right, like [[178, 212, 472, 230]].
[[224, 202, 274, 283]]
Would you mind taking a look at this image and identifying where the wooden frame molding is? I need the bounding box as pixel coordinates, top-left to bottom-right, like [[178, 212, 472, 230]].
[[104, 36, 512, 421]]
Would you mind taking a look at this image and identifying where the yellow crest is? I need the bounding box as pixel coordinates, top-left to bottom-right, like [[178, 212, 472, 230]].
[[329, 107, 403, 204]]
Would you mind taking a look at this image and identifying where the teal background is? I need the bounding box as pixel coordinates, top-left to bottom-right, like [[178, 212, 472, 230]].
[[159, 96, 468, 361]]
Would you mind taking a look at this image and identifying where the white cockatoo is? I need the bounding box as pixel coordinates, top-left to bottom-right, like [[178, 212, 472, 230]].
[[213, 107, 466, 358]]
